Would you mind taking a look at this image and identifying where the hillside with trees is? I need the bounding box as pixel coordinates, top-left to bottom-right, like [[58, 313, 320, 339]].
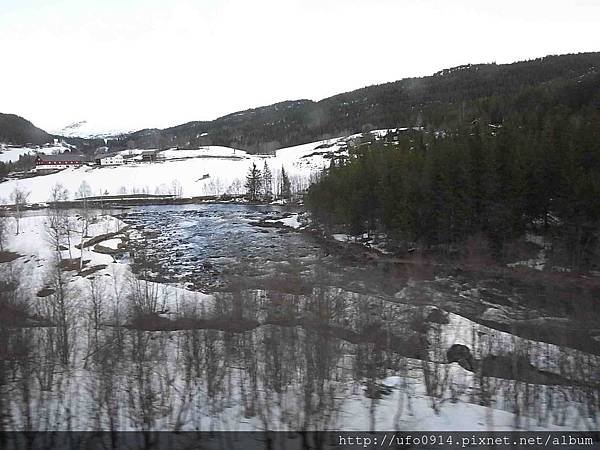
[[118, 52, 600, 153], [0, 113, 53, 145], [2, 52, 599, 157], [306, 68, 600, 271]]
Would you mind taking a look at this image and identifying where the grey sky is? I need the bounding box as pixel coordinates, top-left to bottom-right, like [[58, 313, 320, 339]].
[[1, 0, 598, 132]]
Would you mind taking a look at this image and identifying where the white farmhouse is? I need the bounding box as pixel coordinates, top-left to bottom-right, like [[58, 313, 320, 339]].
[[96, 153, 124, 166]]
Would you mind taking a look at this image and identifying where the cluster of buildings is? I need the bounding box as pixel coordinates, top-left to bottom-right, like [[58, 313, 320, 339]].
[[34, 150, 161, 173]]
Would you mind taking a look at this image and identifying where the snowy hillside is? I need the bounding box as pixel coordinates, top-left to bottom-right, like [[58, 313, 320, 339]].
[[0, 142, 73, 163], [0, 136, 353, 202], [51, 120, 132, 139]]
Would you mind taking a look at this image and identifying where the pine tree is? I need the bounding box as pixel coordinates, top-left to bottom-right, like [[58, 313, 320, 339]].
[[280, 166, 291, 200], [245, 162, 262, 201], [262, 161, 273, 200]]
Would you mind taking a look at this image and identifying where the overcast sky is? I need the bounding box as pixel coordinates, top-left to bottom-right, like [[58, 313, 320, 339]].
[[1, 0, 598, 132]]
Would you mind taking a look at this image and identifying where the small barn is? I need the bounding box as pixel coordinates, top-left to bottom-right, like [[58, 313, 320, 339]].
[[141, 150, 159, 162]]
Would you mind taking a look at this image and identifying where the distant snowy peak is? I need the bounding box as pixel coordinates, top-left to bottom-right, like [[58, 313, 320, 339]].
[[52, 120, 132, 139]]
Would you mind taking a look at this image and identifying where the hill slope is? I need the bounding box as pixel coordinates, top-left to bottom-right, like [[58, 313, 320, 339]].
[[0, 113, 53, 145], [2, 52, 599, 154], [119, 52, 600, 153]]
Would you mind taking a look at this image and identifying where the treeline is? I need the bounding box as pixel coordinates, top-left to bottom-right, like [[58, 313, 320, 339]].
[[307, 79, 600, 270], [0, 154, 37, 178], [117, 53, 600, 153], [2, 54, 599, 156], [244, 161, 292, 201]]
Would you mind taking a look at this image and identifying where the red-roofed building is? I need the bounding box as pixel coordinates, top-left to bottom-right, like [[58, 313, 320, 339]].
[[35, 154, 84, 172]]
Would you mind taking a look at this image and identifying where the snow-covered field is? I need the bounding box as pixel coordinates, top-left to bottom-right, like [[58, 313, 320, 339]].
[[0, 143, 70, 163], [0, 137, 350, 202]]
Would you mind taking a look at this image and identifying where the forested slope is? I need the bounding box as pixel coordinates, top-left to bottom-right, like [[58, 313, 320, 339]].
[[306, 68, 600, 270], [0, 113, 52, 145], [120, 52, 600, 153]]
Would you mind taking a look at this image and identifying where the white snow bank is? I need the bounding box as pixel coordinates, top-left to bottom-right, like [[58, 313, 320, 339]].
[[264, 213, 303, 229], [96, 238, 122, 250], [3, 213, 212, 315]]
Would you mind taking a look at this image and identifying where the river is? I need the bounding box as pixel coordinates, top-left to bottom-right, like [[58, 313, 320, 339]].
[[1, 204, 598, 433]]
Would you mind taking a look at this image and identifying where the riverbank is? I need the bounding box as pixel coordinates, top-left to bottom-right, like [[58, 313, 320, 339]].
[[1, 206, 598, 432], [0, 195, 304, 213], [304, 226, 600, 356]]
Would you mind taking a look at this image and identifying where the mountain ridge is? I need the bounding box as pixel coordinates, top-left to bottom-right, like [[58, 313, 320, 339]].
[[2, 51, 599, 153], [116, 51, 600, 153]]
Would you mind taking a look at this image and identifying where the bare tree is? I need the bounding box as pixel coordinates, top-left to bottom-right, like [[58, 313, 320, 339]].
[[48, 183, 72, 259], [227, 178, 243, 196], [203, 177, 224, 196], [170, 179, 183, 197], [48, 252, 73, 365], [0, 200, 7, 252], [87, 276, 106, 358], [127, 271, 168, 317], [76, 181, 92, 234], [10, 185, 30, 235], [42, 185, 76, 366], [76, 181, 93, 270]]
